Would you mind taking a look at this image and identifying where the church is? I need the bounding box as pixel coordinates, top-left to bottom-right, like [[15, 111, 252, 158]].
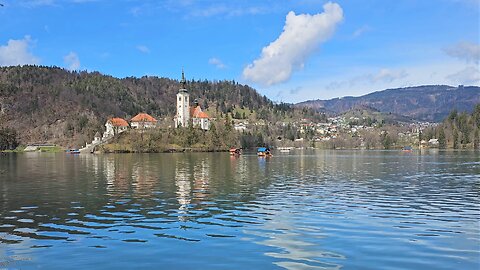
[[174, 70, 210, 130]]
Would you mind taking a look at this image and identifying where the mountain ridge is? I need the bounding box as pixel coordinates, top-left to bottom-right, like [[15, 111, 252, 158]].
[[295, 85, 480, 122]]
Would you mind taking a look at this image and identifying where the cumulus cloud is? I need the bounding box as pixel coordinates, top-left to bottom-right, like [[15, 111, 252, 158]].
[[208, 57, 226, 69], [0, 36, 40, 66], [63, 52, 80, 70], [444, 41, 480, 63], [243, 2, 343, 86], [447, 66, 480, 85], [136, 45, 150, 54]]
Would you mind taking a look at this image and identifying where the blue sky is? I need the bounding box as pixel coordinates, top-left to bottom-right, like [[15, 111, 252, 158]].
[[0, 0, 479, 102]]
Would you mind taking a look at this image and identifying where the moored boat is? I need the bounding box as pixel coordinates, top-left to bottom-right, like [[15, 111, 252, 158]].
[[257, 147, 272, 157], [230, 148, 241, 156]]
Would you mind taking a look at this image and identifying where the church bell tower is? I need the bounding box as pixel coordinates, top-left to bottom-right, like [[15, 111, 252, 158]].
[[175, 69, 190, 128]]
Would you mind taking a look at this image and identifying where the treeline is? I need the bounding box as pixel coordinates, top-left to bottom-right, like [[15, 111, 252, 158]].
[[102, 117, 239, 152], [422, 104, 480, 149], [0, 65, 323, 147]]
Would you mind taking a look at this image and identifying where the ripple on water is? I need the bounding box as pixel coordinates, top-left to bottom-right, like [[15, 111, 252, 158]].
[[0, 151, 479, 269]]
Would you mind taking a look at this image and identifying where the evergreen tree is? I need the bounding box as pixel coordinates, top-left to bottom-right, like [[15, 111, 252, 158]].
[[448, 109, 458, 122], [225, 114, 233, 132], [474, 128, 479, 150], [453, 128, 459, 149], [438, 128, 446, 149]]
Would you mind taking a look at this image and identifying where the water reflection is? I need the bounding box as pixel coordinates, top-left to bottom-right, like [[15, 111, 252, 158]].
[[0, 151, 479, 269], [175, 158, 192, 222]]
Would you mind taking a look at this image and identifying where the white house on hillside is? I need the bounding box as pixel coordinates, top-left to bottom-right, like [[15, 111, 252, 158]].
[[103, 117, 129, 139], [131, 113, 157, 129]]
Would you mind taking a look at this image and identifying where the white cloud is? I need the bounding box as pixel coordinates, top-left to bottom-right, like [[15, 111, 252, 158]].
[[208, 57, 226, 69], [0, 36, 40, 66], [444, 41, 480, 63], [136, 45, 150, 54], [130, 6, 142, 16], [19, 0, 98, 7], [189, 4, 265, 18], [63, 52, 80, 70], [447, 66, 480, 85], [352, 25, 371, 38], [326, 68, 408, 90], [371, 68, 408, 83], [243, 2, 343, 86]]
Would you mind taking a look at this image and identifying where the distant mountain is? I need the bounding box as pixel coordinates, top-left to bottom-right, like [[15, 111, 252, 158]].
[[296, 85, 480, 122], [340, 104, 414, 124]]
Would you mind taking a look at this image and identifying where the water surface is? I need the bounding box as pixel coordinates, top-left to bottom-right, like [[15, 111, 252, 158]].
[[0, 150, 479, 269]]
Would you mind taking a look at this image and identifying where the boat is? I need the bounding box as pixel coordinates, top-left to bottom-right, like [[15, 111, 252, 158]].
[[66, 149, 80, 154], [278, 147, 293, 153], [230, 148, 241, 156], [402, 146, 413, 152], [257, 147, 272, 157]]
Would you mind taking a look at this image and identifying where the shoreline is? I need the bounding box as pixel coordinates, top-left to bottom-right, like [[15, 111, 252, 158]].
[[2, 147, 479, 154]]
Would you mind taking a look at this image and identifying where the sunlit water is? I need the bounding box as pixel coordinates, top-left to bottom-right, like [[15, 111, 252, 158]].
[[0, 150, 479, 269]]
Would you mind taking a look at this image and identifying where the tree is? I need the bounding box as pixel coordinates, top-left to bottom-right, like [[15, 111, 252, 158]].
[[0, 128, 19, 150], [453, 128, 459, 149], [474, 128, 479, 150], [448, 109, 458, 122], [225, 114, 233, 132], [438, 128, 446, 149], [474, 104, 480, 128], [380, 131, 392, 149]]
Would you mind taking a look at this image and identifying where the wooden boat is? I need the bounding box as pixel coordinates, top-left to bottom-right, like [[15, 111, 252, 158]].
[[257, 147, 272, 157], [230, 148, 241, 156]]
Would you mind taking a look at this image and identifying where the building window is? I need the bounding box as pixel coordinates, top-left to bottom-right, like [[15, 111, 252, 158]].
[[179, 97, 181, 102]]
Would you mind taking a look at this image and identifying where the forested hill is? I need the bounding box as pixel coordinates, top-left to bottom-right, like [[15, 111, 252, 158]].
[[0, 65, 309, 147], [296, 85, 480, 122]]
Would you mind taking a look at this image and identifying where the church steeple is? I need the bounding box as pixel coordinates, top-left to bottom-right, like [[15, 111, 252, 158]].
[[180, 68, 187, 91]]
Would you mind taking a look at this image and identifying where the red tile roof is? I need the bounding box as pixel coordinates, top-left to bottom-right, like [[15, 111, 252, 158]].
[[109, 118, 129, 127], [197, 111, 209, 119], [190, 106, 209, 119], [131, 113, 157, 122]]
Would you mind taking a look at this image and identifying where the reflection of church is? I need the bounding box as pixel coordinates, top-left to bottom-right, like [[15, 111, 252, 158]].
[[174, 70, 210, 130]]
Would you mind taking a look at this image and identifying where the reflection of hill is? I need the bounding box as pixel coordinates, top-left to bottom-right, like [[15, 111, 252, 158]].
[[0, 152, 285, 247], [1, 151, 478, 269]]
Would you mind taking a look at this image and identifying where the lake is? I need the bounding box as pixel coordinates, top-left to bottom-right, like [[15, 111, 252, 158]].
[[0, 150, 479, 269]]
